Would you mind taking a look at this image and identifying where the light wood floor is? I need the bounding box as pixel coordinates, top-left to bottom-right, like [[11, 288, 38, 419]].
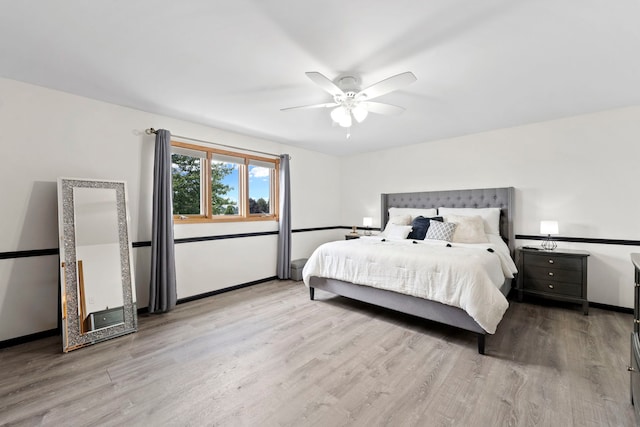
[[0, 280, 635, 426]]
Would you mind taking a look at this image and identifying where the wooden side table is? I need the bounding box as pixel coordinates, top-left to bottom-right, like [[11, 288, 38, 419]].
[[517, 247, 590, 314]]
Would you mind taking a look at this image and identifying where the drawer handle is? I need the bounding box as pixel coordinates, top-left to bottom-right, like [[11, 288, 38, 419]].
[[548, 272, 554, 277], [548, 284, 554, 289], [548, 259, 554, 264], [629, 366, 636, 372]]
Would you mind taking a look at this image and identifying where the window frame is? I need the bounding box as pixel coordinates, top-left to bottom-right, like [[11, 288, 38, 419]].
[[171, 141, 279, 224]]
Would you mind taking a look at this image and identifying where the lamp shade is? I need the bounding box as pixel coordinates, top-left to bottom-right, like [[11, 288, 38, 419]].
[[540, 220, 559, 235], [352, 105, 369, 123], [330, 106, 352, 128], [363, 217, 373, 227]]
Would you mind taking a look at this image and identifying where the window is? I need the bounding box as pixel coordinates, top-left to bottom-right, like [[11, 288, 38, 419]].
[[211, 153, 242, 217], [171, 146, 205, 216], [248, 159, 277, 215], [171, 141, 279, 222]]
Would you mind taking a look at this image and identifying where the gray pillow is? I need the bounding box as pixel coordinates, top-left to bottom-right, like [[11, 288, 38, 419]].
[[425, 221, 457, 242]]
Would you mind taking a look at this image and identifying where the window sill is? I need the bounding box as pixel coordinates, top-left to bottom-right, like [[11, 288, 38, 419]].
[[173, 216, 278, 224]]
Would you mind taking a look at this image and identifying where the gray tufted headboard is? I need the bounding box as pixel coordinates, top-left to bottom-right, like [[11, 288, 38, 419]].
[[381, 187, 515, 258]]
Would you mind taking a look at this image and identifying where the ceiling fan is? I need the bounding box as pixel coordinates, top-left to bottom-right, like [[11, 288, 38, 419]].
[[282, 71, 417, 130]]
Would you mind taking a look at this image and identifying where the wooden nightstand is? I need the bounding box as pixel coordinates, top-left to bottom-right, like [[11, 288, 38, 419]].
[[345, 234, 360, 240], [516, 247, 590, 315]]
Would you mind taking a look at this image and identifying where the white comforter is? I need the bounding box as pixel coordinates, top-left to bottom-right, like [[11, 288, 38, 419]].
[[302, 236, 518, 334]]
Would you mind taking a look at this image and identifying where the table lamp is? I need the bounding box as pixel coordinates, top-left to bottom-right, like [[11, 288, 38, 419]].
[[363, 217, 373, 236], [540, 220, 559, 250]]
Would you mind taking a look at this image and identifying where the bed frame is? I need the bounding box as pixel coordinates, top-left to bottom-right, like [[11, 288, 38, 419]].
[[308, 187, 515, 355]]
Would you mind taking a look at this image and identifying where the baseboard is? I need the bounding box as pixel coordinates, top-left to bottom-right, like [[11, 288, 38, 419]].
[[0, 328, 59, 349], [176, 276, 278, 305], [4, 280, 629, 349], [0, 277, 277, 349], [512, 294, 633, 315], [589, 301, 633, 314]]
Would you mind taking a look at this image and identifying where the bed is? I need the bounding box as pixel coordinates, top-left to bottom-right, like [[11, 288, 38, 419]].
[[303, 187, 515, 355]]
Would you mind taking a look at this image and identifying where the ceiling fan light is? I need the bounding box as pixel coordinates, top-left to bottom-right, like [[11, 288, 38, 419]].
[[331, 106, 352, 127], [284, 70, 416, 132], [352, 105, 369, 123], [330, 106, 347, 123], [340, 113, 352, 128]]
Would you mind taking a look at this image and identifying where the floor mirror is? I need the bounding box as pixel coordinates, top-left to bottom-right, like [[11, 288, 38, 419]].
[[57, 178, 137, 352]]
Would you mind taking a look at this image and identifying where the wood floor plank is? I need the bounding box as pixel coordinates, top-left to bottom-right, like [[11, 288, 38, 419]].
[[0, 280, 635, 426]]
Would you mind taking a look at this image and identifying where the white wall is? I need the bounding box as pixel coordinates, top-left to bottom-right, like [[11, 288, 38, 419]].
[[3, 73, 637, 342], [0, 77, 342, 341], [340, 106, 640, 308]]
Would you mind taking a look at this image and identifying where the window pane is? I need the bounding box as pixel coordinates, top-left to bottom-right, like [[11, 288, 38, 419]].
[[171, 153, 203, 215], [212, 159, 240, 215], [248, 161, 274, 215]]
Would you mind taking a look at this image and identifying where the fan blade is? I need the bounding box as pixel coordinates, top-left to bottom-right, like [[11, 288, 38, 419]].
[[358, 72, 417, 100], [305, 72, 345, 97], [360, 101, 406, 115], [281, 102, 339, 111]]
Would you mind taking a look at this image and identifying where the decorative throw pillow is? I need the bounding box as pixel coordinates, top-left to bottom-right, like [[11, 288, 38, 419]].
[[383, 223, 413, 239], [407, 216, 443, 240], [425, 221, 457, 241], [446, 214, 489, 243]]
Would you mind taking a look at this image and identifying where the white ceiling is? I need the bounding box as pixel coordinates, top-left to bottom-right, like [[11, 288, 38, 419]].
[[1, 0, 639, 156]]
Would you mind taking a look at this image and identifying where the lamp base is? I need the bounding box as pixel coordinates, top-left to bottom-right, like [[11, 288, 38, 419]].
[[541, 237, 557, 251]]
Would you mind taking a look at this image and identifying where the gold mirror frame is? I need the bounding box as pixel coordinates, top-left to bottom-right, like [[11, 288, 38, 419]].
[[57, 178, 137, 352]]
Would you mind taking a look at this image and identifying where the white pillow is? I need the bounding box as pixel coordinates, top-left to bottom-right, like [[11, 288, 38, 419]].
[[380, 214, 411, 237], [388, 207, 437, 222], [387, 214, 411, 226], [446, 214, 489, 243], [382, 223, 413, 239], [438, 207, 501, 236]]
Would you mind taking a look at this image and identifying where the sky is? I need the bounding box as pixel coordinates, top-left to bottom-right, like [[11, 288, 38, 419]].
[[248, 165, 271, 201], [221, 164, 271, 203]]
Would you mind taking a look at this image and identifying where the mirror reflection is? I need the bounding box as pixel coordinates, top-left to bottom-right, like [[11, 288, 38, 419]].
[[73, 187, 125, 333], [58, 178, 137, 352]]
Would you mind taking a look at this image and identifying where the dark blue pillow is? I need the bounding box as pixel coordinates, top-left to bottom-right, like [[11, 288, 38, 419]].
[[407, 216, 443, 240]]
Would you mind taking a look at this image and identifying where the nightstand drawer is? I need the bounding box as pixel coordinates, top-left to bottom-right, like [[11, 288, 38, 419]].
[[89, 307, 125, 329], [524, 254, 582, 270], [524, 266, 582, 284], [523, 278, 582, 297]]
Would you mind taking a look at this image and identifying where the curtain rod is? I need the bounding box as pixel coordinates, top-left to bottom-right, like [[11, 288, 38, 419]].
[[145, 128, 282, 158]]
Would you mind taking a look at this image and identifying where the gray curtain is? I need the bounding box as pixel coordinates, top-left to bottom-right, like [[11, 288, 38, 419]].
[[277, 154, 291, 279], [149, 129, 177, 313]]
